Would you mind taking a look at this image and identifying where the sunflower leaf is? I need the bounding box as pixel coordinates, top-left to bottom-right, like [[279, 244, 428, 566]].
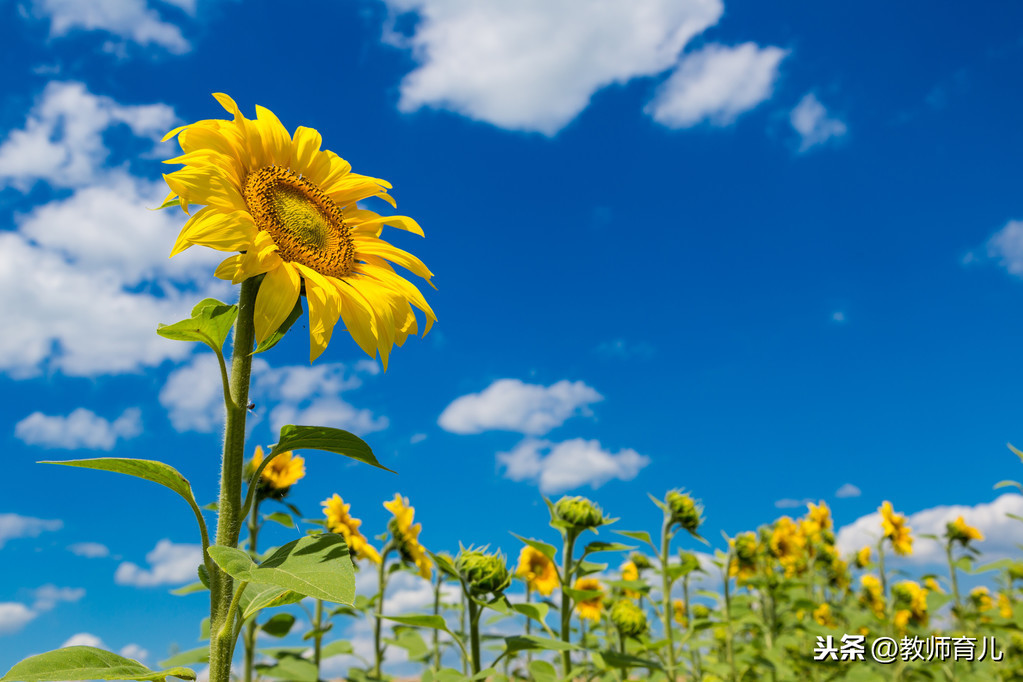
[[0, 646, 196, 681], [253, 299, 303, 355], [207, 533, 355, 604], [272, 425, 394, 474], [157, 298, 238, 354], [240, 584, 304, 621]]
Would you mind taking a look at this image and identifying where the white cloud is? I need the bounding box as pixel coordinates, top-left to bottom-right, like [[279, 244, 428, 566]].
[[831, 311, 846, 323], [0, 82, 229, 379], [32, 584, 85, 611], [790, 93, 847, 152], [0, 81, 175, 190], [119, 643, 149, 662], [594, 339, 654, 359], [62, 632, 105, 648], [114, 539, 202, 587], [29, 0, 190, 53], [68, 542, 110, 558], [0, 604, 37, 636], [0, 514, 62, 549], [383, 0, 724, 135], [646, 42, 788, 128], [774, 498, 813, 509], [410, 433, 427, 444], [497, 437, 650, 493], [15, 407, 142, 450], [439, 379, 603, 435], [984, 220, 1023, 277], [835, 483, 861, 499], [160, 357, 388, 436], [836, 494, 1023, 565]]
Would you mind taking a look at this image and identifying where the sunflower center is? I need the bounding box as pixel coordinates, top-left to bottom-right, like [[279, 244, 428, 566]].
[[243, 166, 353, 278]]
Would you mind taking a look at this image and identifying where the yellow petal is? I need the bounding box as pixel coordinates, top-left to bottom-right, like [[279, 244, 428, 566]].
[[334, 279, 380, 360], [356, 240, 434, 280], [172, 208, 257, 256], [292, 263, 342, 362], [253, 263, 301, 344], [255, 105, 292, 166], [350, 213, 425, 238]]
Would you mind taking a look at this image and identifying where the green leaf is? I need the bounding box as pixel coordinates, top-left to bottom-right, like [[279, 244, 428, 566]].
[[582, 541, 634, 556], [239, 583, 302, 620], [208, 534, 355, 604], [563, 587, 602, 603], [428, 551, 459, 578], [272, 424, 393, 473], [528, 660, 558, 682], [502, 635, 580, 654], [511, 601, 549, 624], [320, 640, 354, 658], [157, 298, 238, 354], [256, 654, 318, 682], [510, 534, 557, 562], [385, 629, 429, 660], [613, 530, 657, 552], [994, 480, 1023, 493], [154, 197, 183, 211], [41, 458, 208, 548], [1, 647, 196, 681], [381, 614, 450, 630], [252, 299, 303, 354], [1008, 442, 1023, 463], [263, 512, 295, 529], [170, 581, 206, 596], [597, 650, 662, 670], [158, 647, 209, 668], [261, 613, 296, 638]]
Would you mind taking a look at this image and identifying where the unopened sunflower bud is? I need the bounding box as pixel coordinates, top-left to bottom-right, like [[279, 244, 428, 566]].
[[666, 490, 702, 533], [692, 603, 711, 619], [610, 599, 647, 638], [456, 549, 510, 596], [554, 496, 604, 531]]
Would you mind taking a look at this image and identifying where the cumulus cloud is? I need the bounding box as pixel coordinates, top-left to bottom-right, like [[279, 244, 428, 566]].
[[0, 82, 228, 378], [68, 542, 110, 558], [646, 43, 788, 128], [789, 93, 847, 152], [0, 603, 38, 635], [983, 220, 1023, 277], [15, 407, 142, 450], [438, 379, 603, 435], [0, 514, 62, 549], [114, 539, 203, 587], [119, 643, 149, 662], [836, 494, 1023, 565], [62, 632, 105, 648], [835, 483, 861, 498], [383, 0, 724, 134], [498, 437, 650, 492], [0, 81, 175, 190], [160, 357, 388, 435], [27, 0, 190, 53]]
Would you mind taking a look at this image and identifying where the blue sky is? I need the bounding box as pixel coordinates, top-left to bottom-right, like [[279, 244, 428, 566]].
[[2, 0, 1023, 675]]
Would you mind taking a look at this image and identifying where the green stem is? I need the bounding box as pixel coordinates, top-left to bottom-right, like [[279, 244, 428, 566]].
[[660, 517, 677, 681], [560, 530, 578, 678], [313, 599, 324, 675], [722, 560, 737, 682], [683, 576, 699, 681], [947, 541, 964, 627], [208, 277, 258, 682], [242, 498, 261, 682], [878, 539, 890, 620], [524, 587, 532, 670], [373, 545, 394, 680], [432, 570, 443, 671], [460, 589, 468, 675], [467, 595, 482, 675]]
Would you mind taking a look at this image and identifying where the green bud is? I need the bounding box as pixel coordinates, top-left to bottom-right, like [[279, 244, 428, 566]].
[[692, 603, 711, 619], [554, 496, 605, 531], [610, 599, 647, 638], [666, 490, 702, 533], [630, 553, 652, 571], [456, 549, 511, 596]]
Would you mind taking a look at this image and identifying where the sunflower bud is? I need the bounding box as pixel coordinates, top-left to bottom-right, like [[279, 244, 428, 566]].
[[630, 553, 652, 571], [610, 599, 647, 638], [692, 603, 711, 619], [666, 490, 702, 533], [554, 496, 604, 532], [457, 549, 511, 596]]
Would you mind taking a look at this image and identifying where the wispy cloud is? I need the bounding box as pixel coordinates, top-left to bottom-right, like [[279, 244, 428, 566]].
[[835, 483, 861, 498], [114, 539, 203, 587], [26, 0, 191, 54], [68, 542, 110, 558], [0, 513, 62, 549], [790, 93, 847, 152], [15, 408, 142, 450]]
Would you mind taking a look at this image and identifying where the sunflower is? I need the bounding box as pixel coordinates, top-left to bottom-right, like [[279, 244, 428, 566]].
[[672, 598, 687, 627], [250, 445, 305, 490], [384, 493, 431, 579], [572, 577, 604, 623], [322, 494, 381, 565], [163, 94, 435, 367], [946, 515, 984, 546], [813, 603, 836, 627], [859, 574, 885, 619], [769, 516, 806, 577], [619, 560, 641, 599], [879, 501, 913, 556], [515, 546, 559, 596], [854, 546, 872, 569]]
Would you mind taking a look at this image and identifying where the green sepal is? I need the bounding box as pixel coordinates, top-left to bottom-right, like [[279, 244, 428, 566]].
[[1, 646, 196, 681], [252, 299, 303, 355], [157, 298, 238, 354], [207, 533, 355, 604]]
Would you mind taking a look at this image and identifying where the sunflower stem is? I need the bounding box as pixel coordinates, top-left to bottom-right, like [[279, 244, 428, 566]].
[[373, 543, 394, 680], [242, 497, 261, 682], [208, 277, 258, 682], [560, 529, 578, 678], [660, 517, 677, 681]]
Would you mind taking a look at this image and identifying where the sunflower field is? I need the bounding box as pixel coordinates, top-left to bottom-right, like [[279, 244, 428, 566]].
[[3, 91, 1022, 682]]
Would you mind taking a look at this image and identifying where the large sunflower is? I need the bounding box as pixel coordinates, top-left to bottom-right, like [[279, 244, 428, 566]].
[[163, 93, 435, 367]]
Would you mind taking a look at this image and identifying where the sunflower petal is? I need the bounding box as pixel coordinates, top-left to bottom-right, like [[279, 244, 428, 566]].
[[292, 263, 342, 362], [254, 263, 301, 344], [255, 105, 293, 167]]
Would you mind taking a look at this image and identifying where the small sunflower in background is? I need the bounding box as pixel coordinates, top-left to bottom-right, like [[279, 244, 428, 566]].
[[384, 493, 432, 579], [322, 494, 381, 565], [248, 445, 304, 498], [573, 577, 605, 623], [515, 546, 558, 597], [879, 501, 913, 556], [163, 93, 435, 367]]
